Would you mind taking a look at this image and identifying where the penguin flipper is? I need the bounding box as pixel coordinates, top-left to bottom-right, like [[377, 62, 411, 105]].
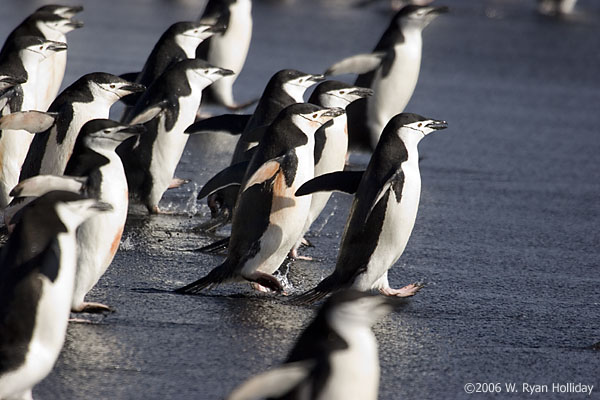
[[0, 111, 58, 133], [185, 114, 251, 135], [295, 170, 364, 197], [324, 52, 386, 76], [174, 262, 234, 294], [10, 175, 88, 198], [128, 100, 169, 125], [226, 361, 314, 400], [197, 161, 250, 200]]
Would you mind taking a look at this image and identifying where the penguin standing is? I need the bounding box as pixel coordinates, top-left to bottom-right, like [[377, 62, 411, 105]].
[[292, 113, 447, 304], [188, 69, 324, 221], [1, 8, 84, 111], [120, 21, 223, 122], [197, 0, 253, 109], [0, 192, 110, 400], [291, 80, 373, 258], [227, 290, 398, 400], [61, 119, 145, 312], [118, 59, 233, 214], [325, 5, 447, 150], [18, 72, 145, 182], [0, 37, 68, 208], [176, 104, 342, 294]]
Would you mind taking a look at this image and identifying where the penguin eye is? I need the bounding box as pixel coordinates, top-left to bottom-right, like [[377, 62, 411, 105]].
[[313, 113, 318, 119], [204, 70, 210, 74], [339, 91, 345, 95], [418, 123, 423, 127], [39, 46, 44, 50], [104, 129, 111, 134], [110, 84, 116, 89]]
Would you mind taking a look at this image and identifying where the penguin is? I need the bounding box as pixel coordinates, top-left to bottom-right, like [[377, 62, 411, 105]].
[[226, 290, 398, 400], [291, 113, 447, 304], [18, 72, 145, 182], [1, 10, 84, 111], [175, 103, 342, 294], [117, 59, 233, 214], [62, 119, 145, 312], [291, 80, 373, 258], [324, 5, 447, 150], [188, 69, 324, 222], [0, 191, 110, 400], [197, 0, 253, 109], [33, 4, 84, 18], [0, 37, 68, 208], [119, 21, 224, 122]]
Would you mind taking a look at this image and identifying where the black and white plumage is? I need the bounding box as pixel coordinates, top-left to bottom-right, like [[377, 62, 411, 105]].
[[0, 37, 67, 208], [62, 119, 145, 312], [292, 113, 447, 304], [1, 8, 84, 111], [291, 80, 373, 258], [0, 191, 110, 400], [227, 290, 398, 400], [120, 20, 223, 122], [176, 104, 342, 294], [326, 5, 447, 150], [188, 69, 324, 222], [197, 0, 253, 109], [118, 59, 233, 214], [18, 72, 145, 182]]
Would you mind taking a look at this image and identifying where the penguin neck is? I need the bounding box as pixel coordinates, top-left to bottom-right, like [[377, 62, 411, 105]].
[[396, 25, 423, 54]]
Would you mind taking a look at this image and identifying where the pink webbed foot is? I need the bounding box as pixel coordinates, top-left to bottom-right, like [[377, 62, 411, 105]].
[[379, 283, 423, 297]]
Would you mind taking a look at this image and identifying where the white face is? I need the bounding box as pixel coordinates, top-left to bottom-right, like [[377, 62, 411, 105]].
[[22, 41, 62, 62], [54, 199, 106, 231], [92, 82, 139, 100], [328, 297, 392, 329], [188, 67, 228, 88], [175, 27, 214, 56], [36, 19, 77, 36], [283, 76, 321, 102], [87, 127, 136, 150], [295, 109, 337, 132], [325, 88, 366, 108], [401, 7, 441, 31]]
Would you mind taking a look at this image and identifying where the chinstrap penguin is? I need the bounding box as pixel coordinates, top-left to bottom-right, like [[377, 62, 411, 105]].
[[292, 113, 447, 304]]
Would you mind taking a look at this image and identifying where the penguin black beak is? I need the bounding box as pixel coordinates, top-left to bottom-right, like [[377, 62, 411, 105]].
[[309, 74, 326, 84], [322, 107, 345, 118], [217, 68, 235, 77], [120, 83, 146, 94], [349, 87, 374, 98], [428, 6, 449, 15], [48, 41, 68, 52], [208, 24, 227, 35], [426, 120, 448, 130], [67, 19, 85, 29], [120, 124, 147, 136]]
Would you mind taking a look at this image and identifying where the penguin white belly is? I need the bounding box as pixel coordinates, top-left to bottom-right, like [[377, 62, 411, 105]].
[[0, 232, 76, 399], [37, 52, 67, 111], [147, 97, 197, 207], [39, 101, 111, 175], [207, 0, 252, 106], [0, 129, 34, 208], [242, 153, 314, 276], [353, 162, 421, 291], [367, 38, 422, 147], [72, 161, 128, 308], [318, 327, 379, 400]]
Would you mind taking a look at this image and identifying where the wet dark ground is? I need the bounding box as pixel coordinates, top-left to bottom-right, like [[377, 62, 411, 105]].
[[1, 0, 599, 399]]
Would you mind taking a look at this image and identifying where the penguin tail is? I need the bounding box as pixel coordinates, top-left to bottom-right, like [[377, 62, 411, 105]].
[[193, 236, 230, 254], [174, 262, 234, 295], [288, 288, 330, 305]]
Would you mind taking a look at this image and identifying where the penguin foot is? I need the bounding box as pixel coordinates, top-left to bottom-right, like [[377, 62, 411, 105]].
[[69, 317, 95, 324], [148, 205, 176, 215], [168, 177, 190, 189], [379, 283, 423, 297], [300, 237, 313, 247], [72, 302, 113, 313], [288, 247, 313, 261], [246, 272, 284, 293]]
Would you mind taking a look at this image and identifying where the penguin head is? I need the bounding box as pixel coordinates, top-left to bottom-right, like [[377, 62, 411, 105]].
[[35, 5, 84, 19], [385, 112, 448, 146], [171, 21, 224, 55], [179, 59, 234, 87], [18, 36, 67, 63], [84, 73, 145, 101], [286, 103, 344, 138], [323, 290, 395, 331], [78, 119, 146, 151], [395, 5, 448, 31], [273, 70, 325, 103], [309, 80, 373, 109], [32, 12, 84, 36]]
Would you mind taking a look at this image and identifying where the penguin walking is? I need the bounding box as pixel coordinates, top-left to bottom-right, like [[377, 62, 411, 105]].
[[0, 192, 110, 400], [61, 119, 145, 312], [292, 113, 447, 304], [197, 0, 253, 109], [227, 290, 398, 400], [1, 8, 84, 111], [0, 37, 68, 208], [120, 20, 223, 122], [176, 104, 341, 294], [118, 59, 233, 214], [325, 5, 447, 150], [291, 80, 373, 258], [18, 72, 145, 182], [188, 69, 324, 222]]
